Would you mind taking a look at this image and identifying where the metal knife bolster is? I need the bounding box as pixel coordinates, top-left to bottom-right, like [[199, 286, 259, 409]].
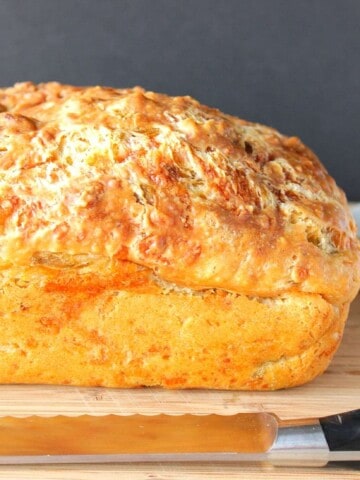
[[269, 410, 360, 466], [268, 420, 330, 466]]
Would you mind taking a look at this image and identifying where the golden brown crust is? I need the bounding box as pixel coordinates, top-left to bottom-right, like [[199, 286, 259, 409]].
[[0, 82, 359, 390], [0, 82, 359, 304]]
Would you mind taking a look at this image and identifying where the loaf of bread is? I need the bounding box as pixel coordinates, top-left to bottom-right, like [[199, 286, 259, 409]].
[[0, 82, 358, 390]]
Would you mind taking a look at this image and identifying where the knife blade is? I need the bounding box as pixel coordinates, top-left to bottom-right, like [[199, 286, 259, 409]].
[[0, 409, 358, 466]]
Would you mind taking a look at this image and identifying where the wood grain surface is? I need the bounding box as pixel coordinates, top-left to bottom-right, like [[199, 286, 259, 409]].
[[0, 295, 359, 479]]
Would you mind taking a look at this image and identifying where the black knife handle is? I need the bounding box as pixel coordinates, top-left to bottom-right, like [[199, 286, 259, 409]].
[[320, 409, 360, 451]]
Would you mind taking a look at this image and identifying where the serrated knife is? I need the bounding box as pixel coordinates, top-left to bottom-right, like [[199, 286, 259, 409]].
[[0, 409, 358, 466]]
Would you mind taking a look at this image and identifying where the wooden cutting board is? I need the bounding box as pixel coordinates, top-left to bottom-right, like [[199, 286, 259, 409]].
[[0, 296, 358, 479]]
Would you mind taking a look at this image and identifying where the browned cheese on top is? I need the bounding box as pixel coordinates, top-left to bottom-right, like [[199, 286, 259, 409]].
[[0, 82, 359, 303]]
